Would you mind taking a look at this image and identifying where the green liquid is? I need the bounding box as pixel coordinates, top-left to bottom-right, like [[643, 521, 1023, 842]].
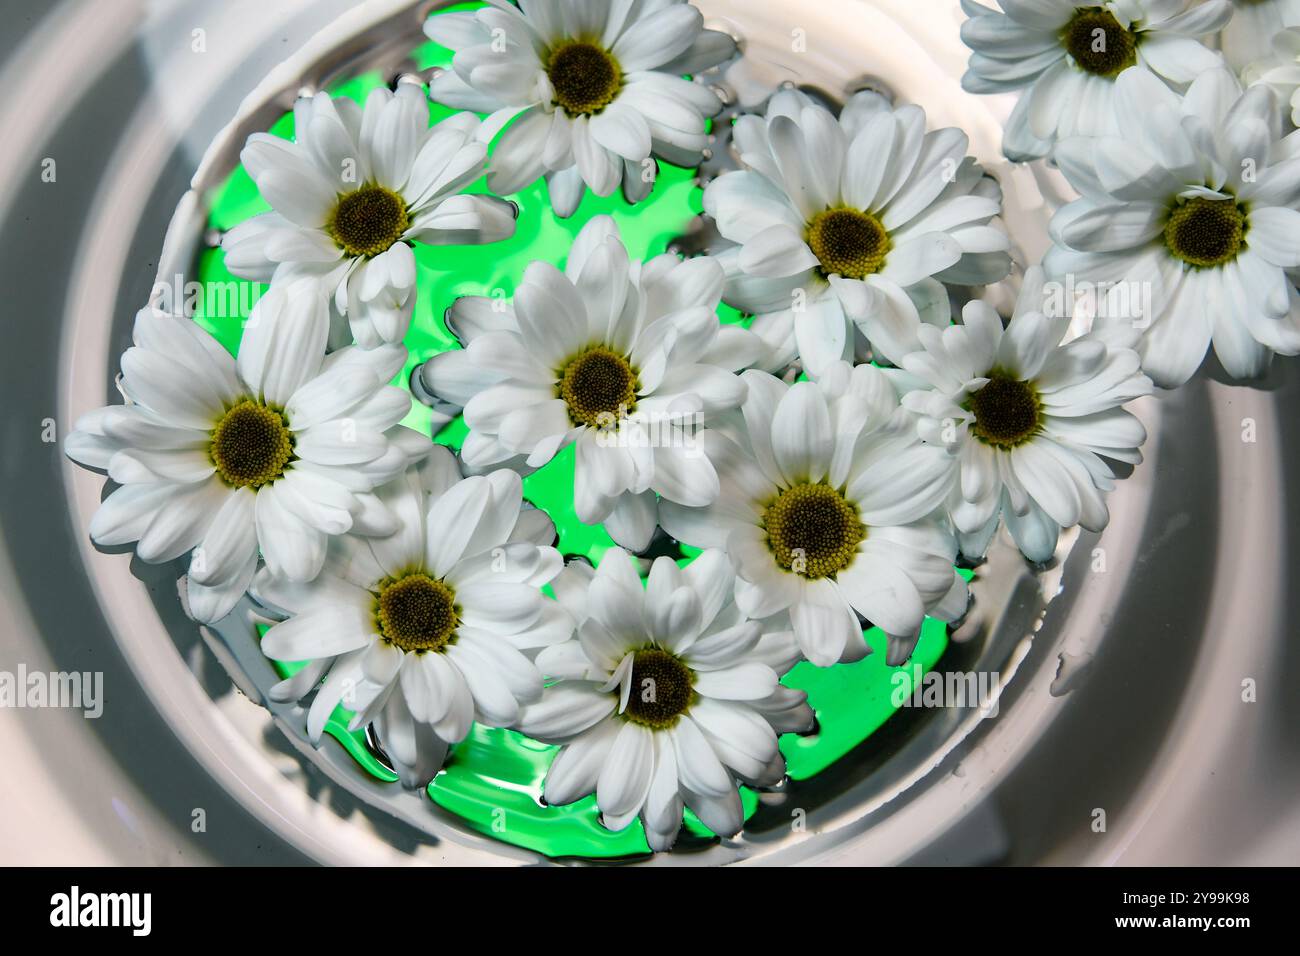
[[202, 7, 957, 858]]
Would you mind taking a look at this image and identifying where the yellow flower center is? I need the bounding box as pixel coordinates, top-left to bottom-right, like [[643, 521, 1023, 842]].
[[621, 648, 695, 729], [806, 207, 892, 280], [546, 39, 623, 116], [1062, 8, 1139, 78], [326, 184, 410, 258], [1163, 197, 1246, 268], [557, 346, 639, 428], [209, 399, 294, 489], [966, 371, 1043, 449], [761, 482, 865, 579], [375, 573, 460, 653]]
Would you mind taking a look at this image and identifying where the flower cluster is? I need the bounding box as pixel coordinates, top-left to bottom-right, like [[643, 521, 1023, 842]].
[[963, 0, 1300, 386], [63, 0, 1299, 853]]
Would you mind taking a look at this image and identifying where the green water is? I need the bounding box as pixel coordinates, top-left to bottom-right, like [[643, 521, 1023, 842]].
[[198, 9, 959, 858]]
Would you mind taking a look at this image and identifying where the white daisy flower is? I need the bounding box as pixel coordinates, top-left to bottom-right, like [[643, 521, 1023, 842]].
[[1221, 0, 1300, 72], [960, 0, 1232, 160], [1045, 67, 1300, 388], [253, 446, 572, 788], [64, 281, 426, 624], [416, 214, 765, 552], [704, 88, 1010, 377], [423, 0, 735, 217], [514, 547, 812, 851], [658, 368, 968, 667], [221, 84, 517, 349], [898, 267, 1152, 563], [1243, 26, 1300, 125]]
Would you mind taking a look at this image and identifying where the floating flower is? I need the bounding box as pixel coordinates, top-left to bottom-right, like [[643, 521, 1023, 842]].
[[705, 89, 1009, 376], [899, 267, 1152, 563], [961, 0, 1232, 160], [514, 548, 811, 850], [254, 446, 571, 788], [658, 368, 967, 667], [417, 215, 764, 551], [65, 282, 425, 624], [1045, 67, 1300, 388], [424, 0, 734, 216], [222, 85, 517, 349]]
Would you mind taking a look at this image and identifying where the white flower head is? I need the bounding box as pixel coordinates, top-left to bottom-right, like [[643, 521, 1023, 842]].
[[1222, 0, 1300, 73], [704, 88, 1010, 377], [417, 214, 765, 552], [515, 547, 812, 851], [424, 0, 735, 217], [65, 280, 426, 624], [1243, 25, 1300, 125], [254, 446, 572, 788], [659, 368, 968, 667], [899, 267, 1152, 563], [1045, 67, 1300, 389], [961, 0, 1232, 161], [222, 84, 518, 349]]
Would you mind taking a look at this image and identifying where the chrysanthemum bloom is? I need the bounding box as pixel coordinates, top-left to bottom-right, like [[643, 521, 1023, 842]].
[[417, 215, 764, 551], [658, 368, 967, 667], [222, 85, 517, 349], [1222, 0, 1300, 72], [704, 89, 1010, 377], [514, 548, 811, 850], [1244, 26, 1300, 125], [65, 282, 425, 624], [423, 0, 734, 217], [1045, 67, 1300, 388], [960, 0, 1231, 160], [898, 267, 1152, 563], [254, 446, 571, 788]]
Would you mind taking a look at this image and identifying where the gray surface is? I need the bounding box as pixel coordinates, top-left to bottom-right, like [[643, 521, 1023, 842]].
[[0, 0, 339, 866], [1, 0, 1297, 866]]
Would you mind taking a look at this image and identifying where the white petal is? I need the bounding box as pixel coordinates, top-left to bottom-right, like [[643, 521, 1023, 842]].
[[188, 487, 258, 586], [693, 663, 778, 701], [670, 716, 732, 797], [595, 721, 655, 823], [238, 280, 329, 406], [738, 224, 819, 278], [881, 232, 963, 286], [424, 475, 492, 576], [770, 381, 832, 484], [835, 551, 926, 636], [544, 719, 620, 806], [255, 483, 326, 581], [260, 606, 373, 661], [515, 683, 616, 742], [588, 103, 652, 161], [789, 578, 861, 666]]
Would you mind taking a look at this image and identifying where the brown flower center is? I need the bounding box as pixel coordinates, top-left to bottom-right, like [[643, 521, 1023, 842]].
[[621, 648, 695, 729], [1062, 8, 1138, 78], [375, 573, 459, 653], [209, 399, 294, 489], [326, 184, 410, 258], [806, 207, 892, 280], [1163, 197, 1246, 268], [966, 372, 1042, 449], [546, 40, 622, 116], [761, 482, 865, 579], [557, 346, 639, 428]]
